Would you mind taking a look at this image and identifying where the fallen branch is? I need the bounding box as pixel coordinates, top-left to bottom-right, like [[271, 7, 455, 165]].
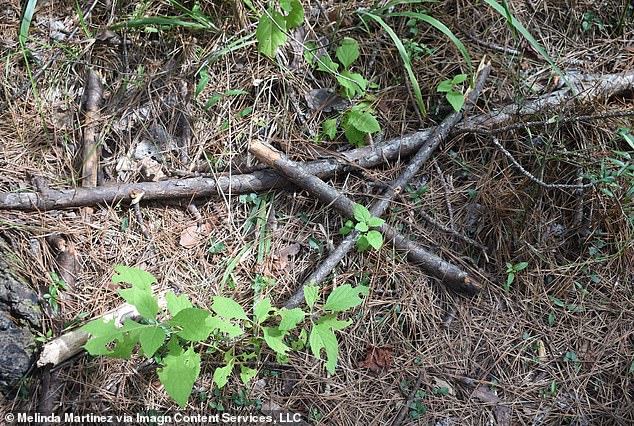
[[280, 64, 491, 308], [1, 70, 633, 211], [80, 69, 103, 190], [249, 140, 481, 296]]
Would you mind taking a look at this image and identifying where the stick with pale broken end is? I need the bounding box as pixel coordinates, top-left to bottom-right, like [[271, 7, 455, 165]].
[[1, 70, 633, 211], [37, 293, 166, 367], [278, 64, 491, 307], [249, 140, 481, 296]]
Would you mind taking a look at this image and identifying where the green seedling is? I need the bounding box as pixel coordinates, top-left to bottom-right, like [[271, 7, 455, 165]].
[[43, 272, 69, 314], [437, 74, 467, 112], [504, 261, 528, 292], [340, 204, 385, 252]]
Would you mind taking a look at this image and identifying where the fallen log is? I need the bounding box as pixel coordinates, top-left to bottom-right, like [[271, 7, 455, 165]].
[[1, 70, 632, 211]]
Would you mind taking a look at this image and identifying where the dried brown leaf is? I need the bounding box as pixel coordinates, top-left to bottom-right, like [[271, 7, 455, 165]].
[[359, 345, 393, 375], [179, 221, 212, 248]]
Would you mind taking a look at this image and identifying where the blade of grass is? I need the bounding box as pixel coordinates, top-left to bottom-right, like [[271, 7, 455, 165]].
[[111, 16, 213, 31], [221, 243, 253, 291], [482, 0, 573, 91], [387, 11, 473, 84], [19, 0, 37, 45], [359, 11, 426, 118]]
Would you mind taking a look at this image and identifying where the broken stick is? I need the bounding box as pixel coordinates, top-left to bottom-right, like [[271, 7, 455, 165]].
[[249, 140, 482, 296], [278, 64, 491, 308]]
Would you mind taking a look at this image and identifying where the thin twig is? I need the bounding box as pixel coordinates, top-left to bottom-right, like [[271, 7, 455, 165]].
[[392, 371, 425, 426], [491, 137, 594, 190]]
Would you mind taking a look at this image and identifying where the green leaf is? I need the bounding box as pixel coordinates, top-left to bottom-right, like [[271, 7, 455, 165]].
[[157, 347, 201, 407], [323, 118, 338, 140], [262, 327, 291, 356], [515, 262, 529, 271], [282, 0, 304, 28], [505, 272, 515, 291], [82, 319, 126, 356], [616, 128, 634, 150], [355, 222, 369, 232], [278, 308, 305, 331], [323, 284, 369, 312], [115, 267, 159, 320], [316, 54, 339, 74], [347, 109, 380, 133], [138, 326, 167, 357], [240, 365, 258, 384], [166, 337, 184, 357], [169, 308, 213, 342], [211, 296, 248, 320], [166, 291, 192, 316], [343, 120, 367, 147], [337, 70, 368, 98], [549, 295, 565, 308], [256, 9, 287, 58], [445, 91, 465, 112], [437, 79, 454, 92], [309, 314, 351, 374], [368, 217, 385, 227], [336, 38, 360, 68], [19, 0, 37, 45], [304, 284, 319, 309], [353, 204, 372, 223], [213, 362, 234, 389], [206, 316, 244, 339], [452, 73, 468, 84], [112, 265, 157, 287], [356, 235, 370, 252], [366, 230, 383, 250], [254, 298, 274, 324]]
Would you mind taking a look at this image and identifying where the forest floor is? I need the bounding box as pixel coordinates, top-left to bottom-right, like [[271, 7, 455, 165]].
[[1, 0, 633, 425]]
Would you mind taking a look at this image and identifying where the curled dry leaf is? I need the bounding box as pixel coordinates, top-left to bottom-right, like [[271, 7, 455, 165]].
[[179, 221, 213, 249], [272, 243, 301, 272], [139, 157, 165, 182], [359, 345, 393, 376], [305, 88, 349, 112]]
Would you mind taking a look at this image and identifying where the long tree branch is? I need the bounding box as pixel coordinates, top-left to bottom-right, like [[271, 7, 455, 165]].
[[1, 70, 632, 211]]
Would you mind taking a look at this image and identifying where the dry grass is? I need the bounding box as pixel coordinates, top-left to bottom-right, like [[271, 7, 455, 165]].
[[1, 0, 633, 424]]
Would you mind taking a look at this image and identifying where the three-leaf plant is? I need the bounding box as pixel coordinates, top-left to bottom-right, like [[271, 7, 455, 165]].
[[340, 204, 385, 252], [307, 37, 381, 147], [81, 266, 368, 407]]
